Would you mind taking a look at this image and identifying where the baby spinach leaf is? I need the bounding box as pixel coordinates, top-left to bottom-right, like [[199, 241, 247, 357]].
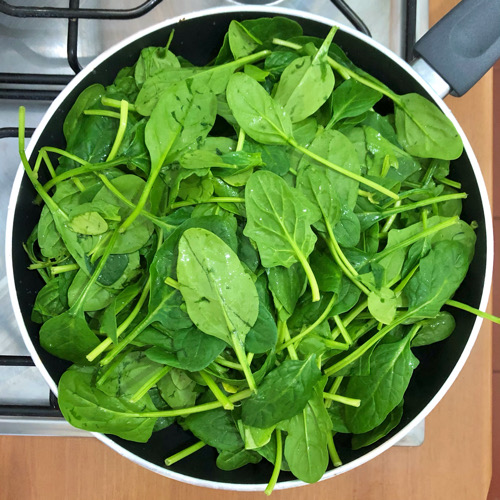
[[184, 407, 243, 452], [296, 164, 341, 233], [298, 129, 360, 210], [351, 399, 404, 450], [411, 311, 456, 347], [216, 449, 262, 470], [98, 351, 164, 399], [241, 355, 322, 428], [310, 248, 343, 294], [243, 64, 269, 82], [93, 175, 154, 254], [58, 365, 157, 442], [67, 270, 116, 312], [237, 227, 260, 273], [150, 215, 238, 288], [368, 287, 400, 325], [333, 207, 361, 248], [246, 303, 278, 354], [244, 140, 290, 176], [244, 170, 321, 268], [145, 80, 217, 168], [100, 300, 117, 343], [31, 278, 66, 324], [281, 383, 332, 483], [363, 125, 421, 182], [344, 334, 418, 433], [265, 50, 300, 77], [134, 43, 180, 88], [274, 26, 335, 123], [177, 227, 259, 344], [177, 227, 258, 389], [157, 368, 198, 409], [62, 83, 105, 142], [238, 17, 303, 52], [327, 401, 350, 434], [267, 264, 307, 321], [330, 278, 361, 316], [405, 240, 470, 319], [375, 217, 444, 286], [39, 311, 100, 364], [68, 211, 108, 236], [116, 119, 150, 175], [330, 79, 382, 127], [37, 206, 68, 260], [228, 20, 262, 59], [96, 253, 134, 288], [171, 327, 226, 372], [430, 218, 476, 264], [105, 66, 139, 102], [240, 422, 275, 450], [226, 72, 293, 145], [361, 111, 399, 144], [395, 93, 463, 160]]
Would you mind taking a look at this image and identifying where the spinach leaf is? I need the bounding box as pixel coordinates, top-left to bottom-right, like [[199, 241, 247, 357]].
[[39, 311, 100, 364], [411, 311, 456, 347], [142, 325, 225, 373], [299, 129, 360, 210], [329, 79, 382, 127], [67, 269, 116, 312], [177, 228, 258, 344], [31, 278, 66, 324], [58, 365, 157, 442], [367, 287, 400, 325], [134, 43, 180, 88], [310, 249, 343, 293], [333, 207, 361, 247], [274, 27, 335, 123], [184, 408, 243, 452], [177, 228, 259, 389], [281, 383, 332, 483], [351, 399, 404, 450], [97, 351, 164, 399], [244, 170, 320, 270], [395, 93, 463, 160], [405, 240, 470, 319], [228, 20, 262, 59], [157, 368, 198, 409], [226, 72, 293, 145], [267, 264, 307, 320], [296, 164, 341, 233], [216, 449, 262, 470], [62, 83, 105, 142], [145, 80, 217, 167], [241, 355, 322, 428], [246, 141, 291, 176], [246, 303, 278, 354], [344, 334, 418, 433]]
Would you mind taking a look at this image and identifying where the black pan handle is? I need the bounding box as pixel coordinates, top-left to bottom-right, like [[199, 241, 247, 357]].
[[413, 0, 500, 96]]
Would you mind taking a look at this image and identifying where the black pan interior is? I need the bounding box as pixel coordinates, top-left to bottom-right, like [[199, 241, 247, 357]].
[[10, 10, 488, 485]]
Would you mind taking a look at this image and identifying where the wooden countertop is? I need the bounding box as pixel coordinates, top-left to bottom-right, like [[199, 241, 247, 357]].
[[0, 1, 493, 499]]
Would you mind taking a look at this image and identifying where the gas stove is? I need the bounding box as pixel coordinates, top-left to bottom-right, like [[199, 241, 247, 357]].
[[0, 0, 426, 443]]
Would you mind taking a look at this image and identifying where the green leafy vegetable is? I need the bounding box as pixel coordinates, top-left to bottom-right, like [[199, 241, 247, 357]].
[[19, 16, 490, 492]]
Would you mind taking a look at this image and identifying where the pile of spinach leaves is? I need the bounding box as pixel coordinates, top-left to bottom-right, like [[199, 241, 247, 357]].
[[19, 17, 492, 494]]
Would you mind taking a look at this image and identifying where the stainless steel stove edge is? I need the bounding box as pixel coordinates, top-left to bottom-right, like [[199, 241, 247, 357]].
[[0, 417, 424, 444]]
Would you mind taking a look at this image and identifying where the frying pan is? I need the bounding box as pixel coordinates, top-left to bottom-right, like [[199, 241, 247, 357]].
[[5, 1, 499, 491]]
